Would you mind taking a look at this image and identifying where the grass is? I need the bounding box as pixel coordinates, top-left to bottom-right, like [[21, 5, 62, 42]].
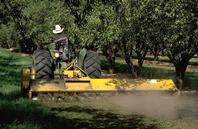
[[0, 49, 31, 99], [0, 48, 198, 129], [0, 99, 160, 129], [0, 48, 160, 129]]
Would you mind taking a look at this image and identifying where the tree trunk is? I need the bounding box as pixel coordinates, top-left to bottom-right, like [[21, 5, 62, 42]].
[[124, 56, 137, 78], [108, 56, 116, 74], [19, 38, 36, 54], [153, 52, 159, 61], [105, 51, 116, 74], [136, 48, 148, 76], [137, 59, 143, 76], [102, 46, 117, 74], [174, 62, 188, 90], [122, 37, 137, 78]]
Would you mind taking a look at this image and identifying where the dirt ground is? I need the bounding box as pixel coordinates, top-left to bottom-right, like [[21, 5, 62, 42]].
[[38, 92, 198, 129]]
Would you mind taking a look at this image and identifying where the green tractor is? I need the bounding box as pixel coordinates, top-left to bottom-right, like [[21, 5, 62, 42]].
[[21, 35, 176, 99]]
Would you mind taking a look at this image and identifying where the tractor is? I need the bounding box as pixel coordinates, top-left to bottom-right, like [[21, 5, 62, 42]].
[[21, 38, 177, 99]]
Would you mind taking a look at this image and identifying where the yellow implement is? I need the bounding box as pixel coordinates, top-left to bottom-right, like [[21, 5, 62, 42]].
[[21, 68, 177, 99]]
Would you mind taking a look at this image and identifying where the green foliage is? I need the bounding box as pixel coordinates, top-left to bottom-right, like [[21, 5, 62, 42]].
[[160, 0, 198, 64], [21, 0, 76, 46], [1, 0, 76, 51], [0, 0, 197, 78], [0, 23, 20, 48], [81, 3, 121, 48]]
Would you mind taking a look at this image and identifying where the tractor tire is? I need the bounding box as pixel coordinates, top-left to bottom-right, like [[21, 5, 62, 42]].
[[32, 49, 54, 80], [83, 50, 101, 78]]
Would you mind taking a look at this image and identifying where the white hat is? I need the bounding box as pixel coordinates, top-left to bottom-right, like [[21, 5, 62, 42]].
[[53, 25, 64, 34]]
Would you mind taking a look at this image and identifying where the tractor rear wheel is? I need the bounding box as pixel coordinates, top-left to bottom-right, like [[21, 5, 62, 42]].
[[83, 50, 101, 78], [32, 48, 54, 80]]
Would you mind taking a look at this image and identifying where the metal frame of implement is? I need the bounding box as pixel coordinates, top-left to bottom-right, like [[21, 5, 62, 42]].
[[21, 65, 177, 99]]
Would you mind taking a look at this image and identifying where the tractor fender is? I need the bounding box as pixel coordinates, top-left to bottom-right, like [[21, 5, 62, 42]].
[[77, 48, 87, 69]]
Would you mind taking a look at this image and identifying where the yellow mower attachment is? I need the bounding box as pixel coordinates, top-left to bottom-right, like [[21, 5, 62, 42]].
[[21, 67, 177, 99]]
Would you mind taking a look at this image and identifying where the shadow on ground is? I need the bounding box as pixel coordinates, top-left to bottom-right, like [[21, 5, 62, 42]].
[[0, 91, 22, 101], [0, 99, 159, 129], [0, 54, 29, 87]]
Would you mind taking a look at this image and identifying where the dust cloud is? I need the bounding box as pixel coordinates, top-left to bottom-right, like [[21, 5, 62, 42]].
[[108, 92, 198, 119]]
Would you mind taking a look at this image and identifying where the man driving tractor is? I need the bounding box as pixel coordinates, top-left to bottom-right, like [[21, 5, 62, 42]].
[[53, 25, 72, 63]]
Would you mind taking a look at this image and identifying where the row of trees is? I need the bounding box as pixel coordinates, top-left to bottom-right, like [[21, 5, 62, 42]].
[[1, 0, 198, 88]]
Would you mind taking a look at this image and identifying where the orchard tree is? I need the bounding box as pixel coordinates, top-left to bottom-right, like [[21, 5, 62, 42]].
[[22, 0, 76, 47], [131, 0, 153, 75], [94, 3, 121, 73], [116, 0, 138, 77], [0, 23, 19, 48], [1, 0, 77, 53], [2, 0, 35, 53], [65, 1, 121, 73], [160, 0, 198, 88]]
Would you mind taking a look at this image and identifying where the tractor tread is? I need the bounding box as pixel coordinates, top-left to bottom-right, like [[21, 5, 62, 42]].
[[32, 49, 54, 80], [83, 50, 101, 78]]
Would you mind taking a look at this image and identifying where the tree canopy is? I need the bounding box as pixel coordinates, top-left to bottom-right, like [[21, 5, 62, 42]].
[[1, 0, 197, 88]]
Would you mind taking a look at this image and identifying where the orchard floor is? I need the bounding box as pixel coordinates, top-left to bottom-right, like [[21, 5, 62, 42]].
[[0, 48, 198, 129]]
